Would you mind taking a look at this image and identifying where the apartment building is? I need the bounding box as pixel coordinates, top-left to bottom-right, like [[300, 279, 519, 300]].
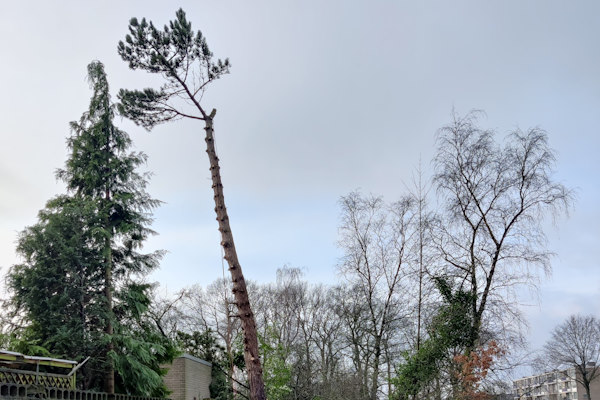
[[513, 367, 600, 400]]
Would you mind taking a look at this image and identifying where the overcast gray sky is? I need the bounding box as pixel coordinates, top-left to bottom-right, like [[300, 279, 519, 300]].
[[1, 1, 598, 363]]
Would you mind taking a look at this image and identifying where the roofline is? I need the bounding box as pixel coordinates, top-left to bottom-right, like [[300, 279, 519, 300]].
[[179, 353, 211, 367], [0, 349, 78, 368], [513, 367, 574, 382]]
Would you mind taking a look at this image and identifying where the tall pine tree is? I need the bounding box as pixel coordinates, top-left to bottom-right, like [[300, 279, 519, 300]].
[[117, 10, 267, 399], [7, 61, 176, 396]]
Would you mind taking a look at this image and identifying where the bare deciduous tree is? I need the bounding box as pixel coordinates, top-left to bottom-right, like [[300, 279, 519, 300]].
[[407, 162, 436, 352], [543, 315, 600, 400], [148, 288, 188, 339], [183, 280, 242, 396], [433, 111, 573, 349], [309, 285, 345, 396], [338, 192, 415, 400]]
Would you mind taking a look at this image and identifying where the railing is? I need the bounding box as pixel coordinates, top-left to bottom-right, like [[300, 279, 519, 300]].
[[0, 367, 75, 389], [0, 382, 170, 400]]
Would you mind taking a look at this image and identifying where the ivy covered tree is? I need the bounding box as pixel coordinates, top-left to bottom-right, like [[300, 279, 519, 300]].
[[433, 111, 572, 349], [117, 9, 266, 400], [393, 278, 479, 400], [7, 61, 176, 396]]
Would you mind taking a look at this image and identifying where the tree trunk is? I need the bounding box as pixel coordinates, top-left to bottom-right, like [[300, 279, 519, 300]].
[[103, 180, 115, 394], [104, 232, 115, 393], [585, 383, 592, 400], [370, 336, 381, 400], [416, 196, 424, 351], [385, 342, 392, 399], [104, 188, 115, 395], [204, 112, 266, 400], [225, 291, 237, 397]]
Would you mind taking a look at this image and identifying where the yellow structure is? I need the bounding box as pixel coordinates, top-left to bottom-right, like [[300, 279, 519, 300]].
[[0, 349, 78, 389]]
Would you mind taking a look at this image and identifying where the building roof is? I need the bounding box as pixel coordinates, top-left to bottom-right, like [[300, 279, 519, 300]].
[[0, 349, 78, 369], [178, 353, 211, 367]]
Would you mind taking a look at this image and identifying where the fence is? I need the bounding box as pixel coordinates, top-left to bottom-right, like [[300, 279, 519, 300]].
[[0, 367, 75, 389], [0, 382, 170, 400]]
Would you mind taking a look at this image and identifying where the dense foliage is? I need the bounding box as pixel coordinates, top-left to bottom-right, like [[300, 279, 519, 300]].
[[393, 278, 478, 399], [6, 61, 176, 396]]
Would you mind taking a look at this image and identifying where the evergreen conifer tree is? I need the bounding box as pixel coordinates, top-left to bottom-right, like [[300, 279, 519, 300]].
[[7, 61, 176, 396]]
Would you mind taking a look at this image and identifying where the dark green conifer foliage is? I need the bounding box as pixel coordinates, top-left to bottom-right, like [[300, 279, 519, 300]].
[[8, 196, 105, 389], [116, 9, 266, 400], [7, 61, 175, 396], [117, 9, 230, 127]]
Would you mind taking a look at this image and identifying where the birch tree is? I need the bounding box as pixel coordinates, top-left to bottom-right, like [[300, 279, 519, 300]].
[[433, 111, 572, 349]]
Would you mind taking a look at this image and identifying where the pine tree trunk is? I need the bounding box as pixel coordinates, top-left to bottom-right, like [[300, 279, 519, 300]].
[[204, 112, 266, 400]]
